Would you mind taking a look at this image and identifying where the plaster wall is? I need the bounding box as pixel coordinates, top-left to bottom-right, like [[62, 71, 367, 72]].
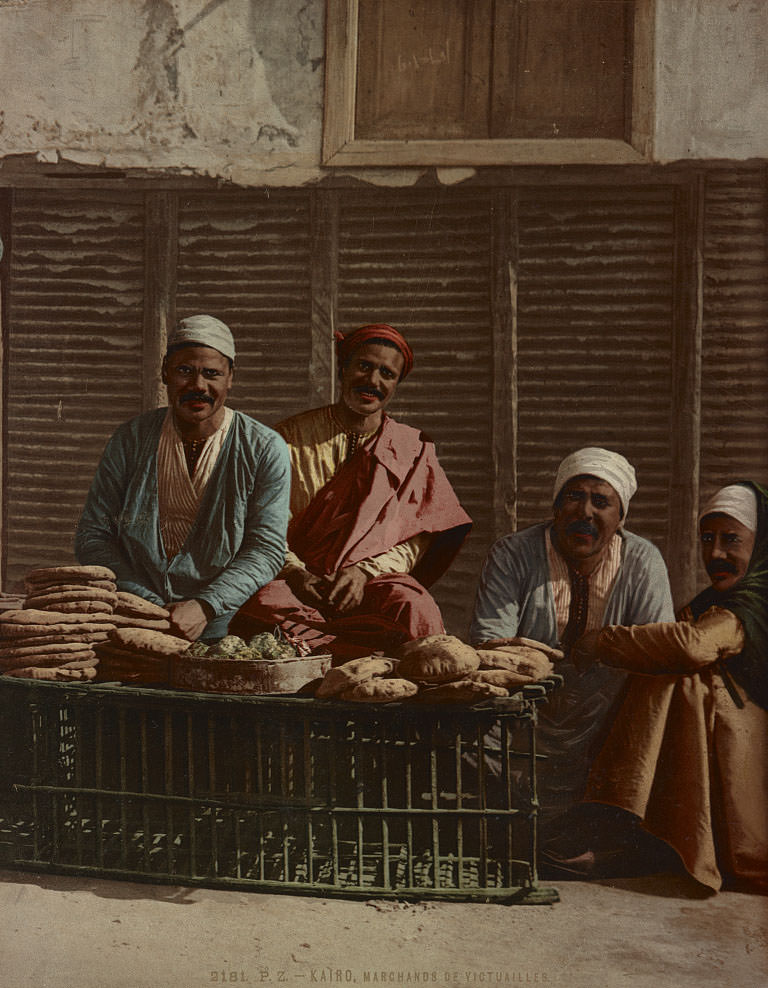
[[0, 0, 766, 186], [654, 0, 768, 161]]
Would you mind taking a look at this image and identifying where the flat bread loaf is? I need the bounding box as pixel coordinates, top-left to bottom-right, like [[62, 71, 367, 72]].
[[467, 668, 533, 690], [396, 634, 480, 684], [1, 608, 116, 627], [25, 565, 116, 584], [114, 592, 170, 620], [339, 678, 418, 703], [475, 645, 554, 680], [414, 679, 509, 704], [315, 655, 395, 698], [110, 627, 191, 657]]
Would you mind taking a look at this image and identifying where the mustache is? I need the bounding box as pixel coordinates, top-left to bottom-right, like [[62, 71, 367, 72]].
[[566, 521, 598, 537], [354, 386, 385, 401], [706, 559, 739, 577], [180, 392, 214, 406]]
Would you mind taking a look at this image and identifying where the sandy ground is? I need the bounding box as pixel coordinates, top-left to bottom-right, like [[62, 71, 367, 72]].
[[1, 868, 766, 988]]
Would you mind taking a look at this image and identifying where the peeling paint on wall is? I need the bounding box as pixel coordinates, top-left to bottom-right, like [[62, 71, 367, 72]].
[[0, 0, 766, 186]]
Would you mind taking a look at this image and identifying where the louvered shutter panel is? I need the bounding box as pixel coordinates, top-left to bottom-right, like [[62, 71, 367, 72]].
[[515, 187, 677, 553], [336, 190, 494, 636], [176, 193, 313, 427], [701, 165, 768, 489], [5, 191, 145, 589]]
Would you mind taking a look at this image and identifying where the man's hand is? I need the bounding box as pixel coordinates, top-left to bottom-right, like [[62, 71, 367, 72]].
[[570, 630, 602, 673], [324, 564, 368, 613], [285, 568, 327, 608], [166, 599, 212, 642]]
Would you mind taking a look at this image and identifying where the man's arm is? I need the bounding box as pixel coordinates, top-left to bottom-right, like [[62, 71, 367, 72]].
[[469, 537, 524, 644], [74, 427, 165, 605], [585, 607, 745, 675]]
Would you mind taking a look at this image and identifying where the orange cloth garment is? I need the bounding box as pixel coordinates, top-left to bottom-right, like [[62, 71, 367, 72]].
[[585, 607, 768, 892]]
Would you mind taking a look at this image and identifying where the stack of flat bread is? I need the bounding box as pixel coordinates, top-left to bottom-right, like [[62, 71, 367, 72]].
[[94, 627, 191, 685], [0, 564, 119, 681], [1, 565, 178, 684]]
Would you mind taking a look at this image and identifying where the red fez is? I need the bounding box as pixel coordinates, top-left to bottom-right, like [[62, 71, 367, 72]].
[[334, 324, 414, 379]]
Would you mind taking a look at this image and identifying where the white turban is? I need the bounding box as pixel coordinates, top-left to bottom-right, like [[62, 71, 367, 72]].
[[553, 446, 638, 518], [167, 314, 235, 362], [699, 484, 758, 533]]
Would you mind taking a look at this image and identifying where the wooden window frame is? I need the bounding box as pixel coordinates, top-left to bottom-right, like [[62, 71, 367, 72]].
[[322, 0, 655, 167]]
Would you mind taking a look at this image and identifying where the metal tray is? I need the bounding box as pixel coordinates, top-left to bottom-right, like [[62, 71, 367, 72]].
[[170, 651, 332, 694]]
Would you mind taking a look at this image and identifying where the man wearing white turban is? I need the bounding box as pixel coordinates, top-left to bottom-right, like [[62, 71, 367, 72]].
[[470, 446, 674, 827], [569, 481, 768, 893], [75, 315, 291, 642]]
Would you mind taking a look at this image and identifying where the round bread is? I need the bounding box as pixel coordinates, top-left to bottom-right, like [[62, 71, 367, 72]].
[[467, 668, 533, 690], [23, 587, 117, 611], [4, 665, 93, 681], [340, 678, 418, 703], [110, 627, 191, 657], [0, 622, 115, 640], [1, 649, 96, 670], [25, 586, 117, 604], [0, 639, 95, 658], [114, 592, 170, 620], [1, 608, 117, 626], [477, 637, 564, 662], [475, 645, 554, 680], [414, 679, 509, 704], [396, 634, 480, 684], [26, 579, 118, 594], [315, 655, 395, 698], [108, 613, 172, 631], [25, 565, 116, 585], [58, 655, 99, 670], [0, 631, 110, 647], [33, 600, 115, 615]]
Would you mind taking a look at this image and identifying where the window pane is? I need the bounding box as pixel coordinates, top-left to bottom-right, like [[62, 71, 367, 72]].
[[355, 0, 493, 140], [492, 0, 633, 139]]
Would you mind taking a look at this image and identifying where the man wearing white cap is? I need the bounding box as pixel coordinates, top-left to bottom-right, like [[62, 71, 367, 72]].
[[574, 481, 768, 893], [470, 446, 674, 824], [75, 315, 291, 642]]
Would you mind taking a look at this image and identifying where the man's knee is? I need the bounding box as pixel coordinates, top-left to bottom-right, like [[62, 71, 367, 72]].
[[363, 576, 444, 635]]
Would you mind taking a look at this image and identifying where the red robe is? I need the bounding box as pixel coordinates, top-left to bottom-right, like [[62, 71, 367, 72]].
[[230, 415, 472, 659]]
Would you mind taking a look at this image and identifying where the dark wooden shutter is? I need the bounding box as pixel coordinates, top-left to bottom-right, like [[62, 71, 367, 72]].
[[701, 165, 768, 491], [4, 191, 145, 589], [515, 185, 677, 553], [176, 192, 314, 427], [335, 189, 495, 635]]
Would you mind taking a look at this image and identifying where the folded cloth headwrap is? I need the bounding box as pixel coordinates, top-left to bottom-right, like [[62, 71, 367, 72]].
[[167, 314, 236, 362], [335, 324, 414, 379], [698, 483, 758, 533], [553, 446, 638, 519], [689, 481, 768, 711]]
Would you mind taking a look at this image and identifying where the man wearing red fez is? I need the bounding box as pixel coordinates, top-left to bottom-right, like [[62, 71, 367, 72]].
[[231, 324, 472, 660]]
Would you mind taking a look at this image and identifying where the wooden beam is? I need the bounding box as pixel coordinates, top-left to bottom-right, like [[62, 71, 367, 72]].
[[143, 192, 178, 411], [667, 172, 704, 607], [309, 189, 338, 405], [491, 190, 518, 537], [0, 191, 9, 589]]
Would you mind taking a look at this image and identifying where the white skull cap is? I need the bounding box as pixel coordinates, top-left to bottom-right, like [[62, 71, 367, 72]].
[[167, 314, 235, 362], [699, 484, 758, 533], [554, 446, 638, 519]]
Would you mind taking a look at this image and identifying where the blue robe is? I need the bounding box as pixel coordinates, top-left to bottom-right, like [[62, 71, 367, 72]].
[[470, 523, 675, 823], [75, 408, 290, 640]]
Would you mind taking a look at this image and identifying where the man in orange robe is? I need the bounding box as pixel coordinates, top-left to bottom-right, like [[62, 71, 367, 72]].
[[564, 481, 768, 893]]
